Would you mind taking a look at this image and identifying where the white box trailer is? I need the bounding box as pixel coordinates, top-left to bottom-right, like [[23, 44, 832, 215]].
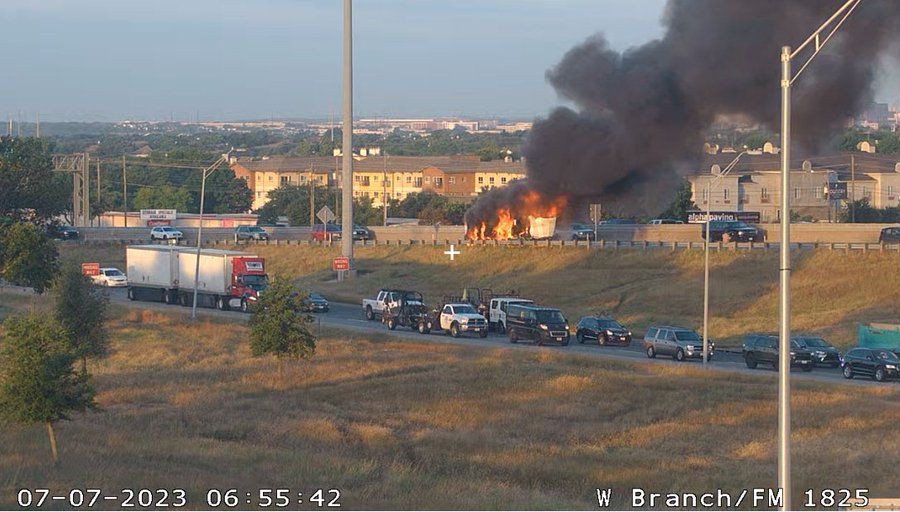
[[528, 216, 557, 240], [126, 245, 180, 302], [177, 248, 253, 295]]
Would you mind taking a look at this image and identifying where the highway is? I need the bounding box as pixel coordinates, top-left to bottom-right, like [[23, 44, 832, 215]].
[[11, 285, 887, 388]]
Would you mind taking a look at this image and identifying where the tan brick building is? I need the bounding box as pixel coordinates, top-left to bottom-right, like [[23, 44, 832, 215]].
[[231, 155, 526, 209]]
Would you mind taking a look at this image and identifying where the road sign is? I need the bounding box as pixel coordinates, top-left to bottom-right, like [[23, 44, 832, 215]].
[[317, 206, 336, 224], [332, 256, 350, 271], [81, 262, 100, 277]]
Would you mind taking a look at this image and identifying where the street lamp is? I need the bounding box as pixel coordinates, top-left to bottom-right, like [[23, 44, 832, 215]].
[[702, 151, 746, 366], [777, 1, 862, 509], [191, 150, 232, 320]]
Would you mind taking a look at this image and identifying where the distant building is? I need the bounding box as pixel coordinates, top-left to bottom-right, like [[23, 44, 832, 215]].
[[686, 152, 900, 222], [231, 154, 527, 210]]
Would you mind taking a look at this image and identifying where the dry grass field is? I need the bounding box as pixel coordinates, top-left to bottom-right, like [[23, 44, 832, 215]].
[[1, 296, 898, 509], [64, 243, 900, 348]]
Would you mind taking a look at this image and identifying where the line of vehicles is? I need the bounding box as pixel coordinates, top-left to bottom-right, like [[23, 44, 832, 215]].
[[357, 287, 899, 383]]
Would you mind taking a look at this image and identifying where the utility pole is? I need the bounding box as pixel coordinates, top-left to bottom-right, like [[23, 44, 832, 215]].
[[340, 0, 354, 277], [309, 175, 315, 227], [122, 155, 128, 227], [850, 154, 856, 222], [97, 158, 101, 224], [776, 3, 861, 509], [382, 151, 388, 226]]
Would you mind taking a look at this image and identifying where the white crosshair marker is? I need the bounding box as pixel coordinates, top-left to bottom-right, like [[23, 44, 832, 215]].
[[444, 244, 461, 261]]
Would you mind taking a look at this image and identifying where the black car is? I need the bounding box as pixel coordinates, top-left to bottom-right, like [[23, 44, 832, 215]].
[[742, 334, 813, 371], [506, 304, 570, 346], [46, 224, 79, 240], [793, 335, 841, 367], [300, 292, 330, 313], [703, 220, 761, 242], [878, 227, 900, 243], [841, 347, 900, 382], [570, 223, 595, 241], [352, 224, 371, 241], [575, 316, 631, 346]]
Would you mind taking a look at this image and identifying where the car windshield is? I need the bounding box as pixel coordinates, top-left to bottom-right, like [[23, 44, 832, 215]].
[[249, 227, 264, 232], [597, 319, 624, 329], [876, 350, 900, 362], [537, 310, 565, 323], [674, 330, 700, 342], [571, 223, 589, 230], [241, 275, 268, 290], [105, 269, 124, 276], [309, 293, 325, 300], [797, 337, 828, 348], [454, 305, 477, 314]]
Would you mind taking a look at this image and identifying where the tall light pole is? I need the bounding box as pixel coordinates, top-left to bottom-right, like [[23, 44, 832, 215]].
[[702, 151, 746, 366], [191, 151, 231, 320], [777, 2, 861, 508], [340, 0, 354, 276]]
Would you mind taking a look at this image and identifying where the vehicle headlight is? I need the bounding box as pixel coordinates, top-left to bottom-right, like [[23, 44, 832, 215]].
[[886, 364, 897, 370], [460, 318, 468, 323], [686, 345, 695, 351], [606, 329, 613, 335], [564, 325, 569, 331], [627, 331, 632, 336], [538, 323, 548, 330], [737, 231, 744, 235], [789, 351, 796, 356], [813, 350, 826, 357]]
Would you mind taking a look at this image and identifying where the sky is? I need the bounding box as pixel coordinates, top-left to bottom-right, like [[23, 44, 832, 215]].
[[0, 0, 895, 122], [0, 0, 669, 121]]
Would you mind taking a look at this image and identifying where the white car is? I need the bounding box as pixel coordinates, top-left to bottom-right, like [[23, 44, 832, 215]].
[[92, 267, 128, 287], [150, 226, 184, 241], [438, 303, 489, 338]]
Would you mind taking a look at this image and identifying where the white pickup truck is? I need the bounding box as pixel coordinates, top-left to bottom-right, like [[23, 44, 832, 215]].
[[363, 289, 404, 321], [437, 303, 489, 338]]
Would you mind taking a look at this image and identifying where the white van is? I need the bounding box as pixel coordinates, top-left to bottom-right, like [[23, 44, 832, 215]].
[[488, 297, 535, 333]]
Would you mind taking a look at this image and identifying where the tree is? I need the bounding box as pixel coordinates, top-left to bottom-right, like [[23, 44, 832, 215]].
[[0, 222, 59, 293], [256, 184, 338, 226], [53, 264, 109, 374], [0, 314, 96, 463], [248, 279, 316, 381], [877, 135, 900, 155], [132, 185, 192, 211], [0, 136, 69, 222], [659, 179, 697, 222]]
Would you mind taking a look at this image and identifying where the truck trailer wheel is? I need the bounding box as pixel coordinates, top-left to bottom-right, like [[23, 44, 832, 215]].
[[216, 296, 228, 311], [509, 329, 518, 344], [418, 321, 430, 334], [127, 288, 136, 301], [241, 299, 250, 313], [387, 318, 398, 330], [365, 306, 374, 321]]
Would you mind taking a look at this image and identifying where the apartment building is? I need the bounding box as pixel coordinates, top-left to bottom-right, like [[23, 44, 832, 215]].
[[231, 155, 527, 209], [687, 152, 900, 222]]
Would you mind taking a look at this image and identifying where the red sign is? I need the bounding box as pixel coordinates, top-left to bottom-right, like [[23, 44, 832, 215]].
[[147, 219, 172, 227], [81, 262, 100, 277], [332, 256, 350, 272]]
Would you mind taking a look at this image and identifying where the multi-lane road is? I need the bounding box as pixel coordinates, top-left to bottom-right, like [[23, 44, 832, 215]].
[[13, 286, 883, 388]]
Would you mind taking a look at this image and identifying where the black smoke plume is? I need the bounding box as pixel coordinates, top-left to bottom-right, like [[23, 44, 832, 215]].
[[467, 0, 900, 229]]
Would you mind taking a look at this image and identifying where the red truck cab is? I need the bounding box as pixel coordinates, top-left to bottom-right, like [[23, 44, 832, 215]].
[[231, 257, 268, 303]]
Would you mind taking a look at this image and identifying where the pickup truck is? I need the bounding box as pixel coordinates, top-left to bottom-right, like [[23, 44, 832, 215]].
[[435, 303, 489, 338], [363, 289, 406, 321]]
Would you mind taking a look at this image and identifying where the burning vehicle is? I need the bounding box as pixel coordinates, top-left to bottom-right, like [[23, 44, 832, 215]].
[[465, 186, 566, 241]]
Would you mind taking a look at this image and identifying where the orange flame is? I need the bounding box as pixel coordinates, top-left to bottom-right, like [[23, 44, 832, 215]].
[[466, 191, 567, 240]]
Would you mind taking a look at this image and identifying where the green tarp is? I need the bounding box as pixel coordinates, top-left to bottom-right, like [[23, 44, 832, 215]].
[[858, 322, 900, 350]]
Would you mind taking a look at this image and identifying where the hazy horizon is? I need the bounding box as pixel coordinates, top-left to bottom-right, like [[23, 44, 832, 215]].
[[2, 1, 897, 123]]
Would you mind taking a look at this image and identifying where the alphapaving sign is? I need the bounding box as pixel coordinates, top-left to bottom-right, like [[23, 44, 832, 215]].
[[332, 256, 350, 272], [140, 209, 177, 221], [81, 262, 100, 277], [687, 211, 761, 224]]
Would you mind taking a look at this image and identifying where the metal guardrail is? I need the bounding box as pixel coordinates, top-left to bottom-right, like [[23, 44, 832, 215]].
[[67, 237, 900, 252]]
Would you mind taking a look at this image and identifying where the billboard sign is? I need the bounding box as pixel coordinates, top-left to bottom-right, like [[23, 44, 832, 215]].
[[687, 211, 761, 224], [140, 209, 177, 221], [332, 256, 350, 272], [81, 262, 100, 277]]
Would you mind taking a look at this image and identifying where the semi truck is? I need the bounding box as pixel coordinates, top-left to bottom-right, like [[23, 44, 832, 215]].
[[126, 245, 268, 312]]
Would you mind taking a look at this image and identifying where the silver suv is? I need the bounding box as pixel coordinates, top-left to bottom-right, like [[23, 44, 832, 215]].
[[643, 326, 714, 361]]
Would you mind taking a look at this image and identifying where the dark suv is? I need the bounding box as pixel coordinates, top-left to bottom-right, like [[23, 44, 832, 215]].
[[793, 335, 840, 367], [570, 223, 595, 241], [506, 304, 569, 346], [742, 334, 813, 371], [841, 348, 900, 382], [643, 326, 713, 361], [234, 225, 269, 241], [703, 220, 761, 242], [878, 227, 900, 243], [575, 316, 631, 346]]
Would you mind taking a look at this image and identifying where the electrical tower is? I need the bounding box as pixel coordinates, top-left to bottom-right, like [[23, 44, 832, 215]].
[[53, 153, 90, 227]]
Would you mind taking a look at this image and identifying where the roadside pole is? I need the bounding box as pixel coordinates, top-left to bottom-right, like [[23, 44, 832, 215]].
[[340, 0, 354, 280]]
